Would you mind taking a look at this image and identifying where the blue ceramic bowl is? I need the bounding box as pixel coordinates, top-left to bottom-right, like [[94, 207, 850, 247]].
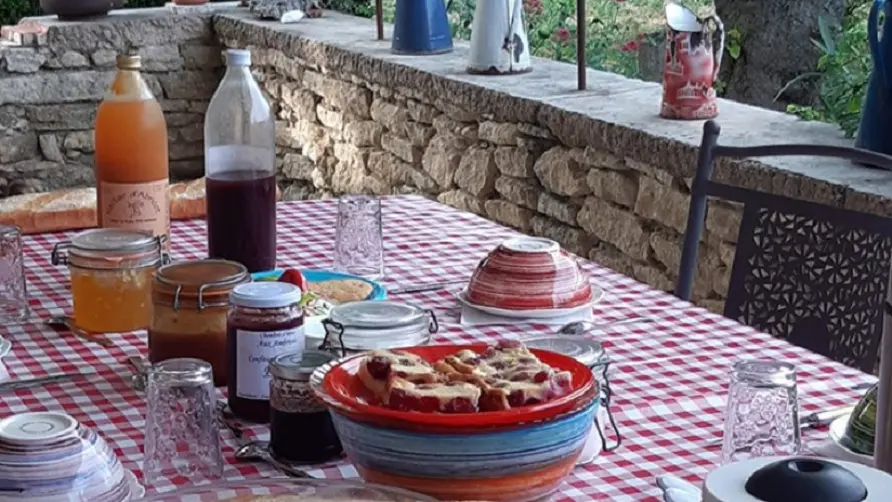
[[330, 400, 597, 502], [250, 269, 387, 301]]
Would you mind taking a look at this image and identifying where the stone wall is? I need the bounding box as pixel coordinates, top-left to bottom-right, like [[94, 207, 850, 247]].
[[215, 13, 741, 311], [4, 5, 890, 313], [0, 9, 222, 196]]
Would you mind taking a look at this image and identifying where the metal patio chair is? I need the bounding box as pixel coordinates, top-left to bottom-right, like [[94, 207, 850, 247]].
[[675, 120, 892, 372]]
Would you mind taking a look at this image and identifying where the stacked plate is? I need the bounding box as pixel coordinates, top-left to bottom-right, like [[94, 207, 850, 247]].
[[0, 412, 142, 501]]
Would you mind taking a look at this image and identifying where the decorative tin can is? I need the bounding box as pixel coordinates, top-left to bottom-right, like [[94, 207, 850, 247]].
[[660, 2, 724, 120]]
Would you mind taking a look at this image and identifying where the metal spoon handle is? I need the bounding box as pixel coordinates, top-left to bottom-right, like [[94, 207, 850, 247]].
[[264, 453, 314, 479], [589, 317, 657, 330]]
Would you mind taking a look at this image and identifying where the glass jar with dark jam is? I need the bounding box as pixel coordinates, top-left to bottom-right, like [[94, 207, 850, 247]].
[[269, 351, 343, 464], [227, 282, 304, 423]]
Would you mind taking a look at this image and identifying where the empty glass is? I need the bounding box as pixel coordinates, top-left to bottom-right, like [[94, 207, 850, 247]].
[[333, 195, 384, 280], [143, 358, 222, 486], [0, 225, 28, 323], [721, 360, 801, 464]]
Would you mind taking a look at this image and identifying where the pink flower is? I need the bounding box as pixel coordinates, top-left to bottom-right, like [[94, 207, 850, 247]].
[[524, 0, 543, 15], [620, 40, 639, 52], [552, 27, 571, 44]]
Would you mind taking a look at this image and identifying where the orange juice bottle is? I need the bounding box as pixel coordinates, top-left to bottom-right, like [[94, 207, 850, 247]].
[[94, 54, 169, 244]]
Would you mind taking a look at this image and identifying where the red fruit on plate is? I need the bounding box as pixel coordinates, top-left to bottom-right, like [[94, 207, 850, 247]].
[[278, 268, 307, 291]]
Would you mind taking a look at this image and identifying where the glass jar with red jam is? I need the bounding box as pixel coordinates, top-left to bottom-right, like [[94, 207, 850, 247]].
[[149, 259, 249, 387], [227, 282, 305, 423], [269, 351, 343, 464]]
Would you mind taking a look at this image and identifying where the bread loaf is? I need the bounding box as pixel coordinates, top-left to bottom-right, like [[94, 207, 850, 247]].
[[0, 178, 282, 235]]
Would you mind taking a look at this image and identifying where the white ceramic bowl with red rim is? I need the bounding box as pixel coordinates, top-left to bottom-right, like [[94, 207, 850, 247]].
[[466, 237, 593, 311]]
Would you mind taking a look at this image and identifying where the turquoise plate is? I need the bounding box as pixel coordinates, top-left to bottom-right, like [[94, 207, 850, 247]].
[[250, 269, 387, 301]]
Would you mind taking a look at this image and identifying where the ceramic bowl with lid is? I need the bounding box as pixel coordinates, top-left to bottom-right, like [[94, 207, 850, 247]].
[[320, 301, 437, 354], [0, 411, 143, 501], [465, 237, 593, 311]]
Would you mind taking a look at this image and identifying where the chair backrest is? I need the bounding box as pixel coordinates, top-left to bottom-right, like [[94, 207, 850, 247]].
[[676, 120, 892, 372]]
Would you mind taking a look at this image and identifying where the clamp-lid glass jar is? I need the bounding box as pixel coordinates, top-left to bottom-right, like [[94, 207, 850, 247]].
[[148, 259, 249, 387], [52, 228, 165, 333], [269, 350, 342, 464], [320, 301, 437, 355], [227, 282, 305, 423]]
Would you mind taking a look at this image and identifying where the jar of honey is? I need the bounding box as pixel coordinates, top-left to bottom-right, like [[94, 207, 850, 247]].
[[51, 228, 165, 334], [149, 259, 249, 386]]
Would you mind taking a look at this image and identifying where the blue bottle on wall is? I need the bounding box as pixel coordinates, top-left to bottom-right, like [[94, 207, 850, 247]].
[[391, 0, 454, 55], [856, 0, 892, 155]]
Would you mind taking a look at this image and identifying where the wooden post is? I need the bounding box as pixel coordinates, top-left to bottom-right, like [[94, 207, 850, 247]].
[[577, 0, 586, 90], [376, 0, 384, 41], [875, 265, 892, 473]]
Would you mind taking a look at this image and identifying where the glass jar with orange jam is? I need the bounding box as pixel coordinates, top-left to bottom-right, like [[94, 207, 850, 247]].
[[149, 259, 249, 387], [51, 229, 165, 333]]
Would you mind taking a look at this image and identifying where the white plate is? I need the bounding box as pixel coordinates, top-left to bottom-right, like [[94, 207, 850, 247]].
[[826, 414, 874, 466], [0, 335, 10, 359], [0, 412, 78, 444], [455, 286, 603, 319]]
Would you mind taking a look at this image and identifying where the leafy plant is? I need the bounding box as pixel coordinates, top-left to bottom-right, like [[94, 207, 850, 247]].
[[785, 1, 872, 138]]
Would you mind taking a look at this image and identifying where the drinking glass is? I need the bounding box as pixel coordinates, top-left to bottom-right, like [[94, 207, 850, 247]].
[[143, 358, 223, 486], [333, 195, 384, 280], [0, 225, 28, 323], [721, 360, 801, 464]]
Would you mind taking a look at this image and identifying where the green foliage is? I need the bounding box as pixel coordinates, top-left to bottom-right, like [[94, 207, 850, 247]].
[[0, 0, 236, 24], [785, 0, 872, 138], [0, 0, 38, 24], [325, 0, 373, 18]]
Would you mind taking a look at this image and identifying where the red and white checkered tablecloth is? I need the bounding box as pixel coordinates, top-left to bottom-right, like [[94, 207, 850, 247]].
[[0, 195, 877, 501]]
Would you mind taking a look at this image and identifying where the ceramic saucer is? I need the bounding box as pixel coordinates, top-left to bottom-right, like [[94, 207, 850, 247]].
[[455, 286, 603, 319], [826, 415, 873, 466], [0, 412, 77, 445]]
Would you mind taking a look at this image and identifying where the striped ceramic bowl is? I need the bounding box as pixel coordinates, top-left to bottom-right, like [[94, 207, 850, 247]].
[[329, 400, 597, 501], [466, 237, 592, 310]]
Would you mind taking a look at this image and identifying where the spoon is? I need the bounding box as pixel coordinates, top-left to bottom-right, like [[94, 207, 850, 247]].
[[558, 316, 657, 335], [234, 441, 315, 479]]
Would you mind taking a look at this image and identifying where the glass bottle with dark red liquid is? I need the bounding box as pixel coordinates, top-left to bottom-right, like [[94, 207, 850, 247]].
[[204, 49, 276, 273]]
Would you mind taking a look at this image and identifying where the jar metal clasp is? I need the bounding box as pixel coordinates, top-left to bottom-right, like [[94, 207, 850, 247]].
[[593, 357, 622, 453], [320, 319, 348, 358], [51, 241, 72, 266]]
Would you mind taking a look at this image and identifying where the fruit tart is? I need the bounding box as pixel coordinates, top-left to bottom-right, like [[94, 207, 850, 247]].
[[356, 340, 573, 413]]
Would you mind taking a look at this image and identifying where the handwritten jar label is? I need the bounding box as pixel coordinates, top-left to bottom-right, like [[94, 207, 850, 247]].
[[235, 327, 304, 400], [99, 179, 170, 239]]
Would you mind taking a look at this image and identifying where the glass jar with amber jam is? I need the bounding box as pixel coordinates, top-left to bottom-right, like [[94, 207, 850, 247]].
[[227, 282, 304, 423], [52, 228, 165, 333], [149, 259, 249, 387]]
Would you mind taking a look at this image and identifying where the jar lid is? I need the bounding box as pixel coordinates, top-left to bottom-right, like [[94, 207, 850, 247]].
[[522, 335, 606, 367], [231, 282, 302, 309], [270, 350, 334, 380], [329, 301, 425, 328], [71, 228, 157, 253], [153, 259, 250, 310]]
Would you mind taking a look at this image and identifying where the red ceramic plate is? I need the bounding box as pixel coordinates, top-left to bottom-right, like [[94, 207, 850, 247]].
[[320, 344, 597, 430]]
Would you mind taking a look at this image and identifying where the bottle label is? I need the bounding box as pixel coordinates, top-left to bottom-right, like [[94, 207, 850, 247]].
[[236, 327, 304, 400], [98, 179, 169, 238]]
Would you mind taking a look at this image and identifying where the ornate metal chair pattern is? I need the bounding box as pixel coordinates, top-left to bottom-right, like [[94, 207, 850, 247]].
[[676, 120, 892, 373]]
